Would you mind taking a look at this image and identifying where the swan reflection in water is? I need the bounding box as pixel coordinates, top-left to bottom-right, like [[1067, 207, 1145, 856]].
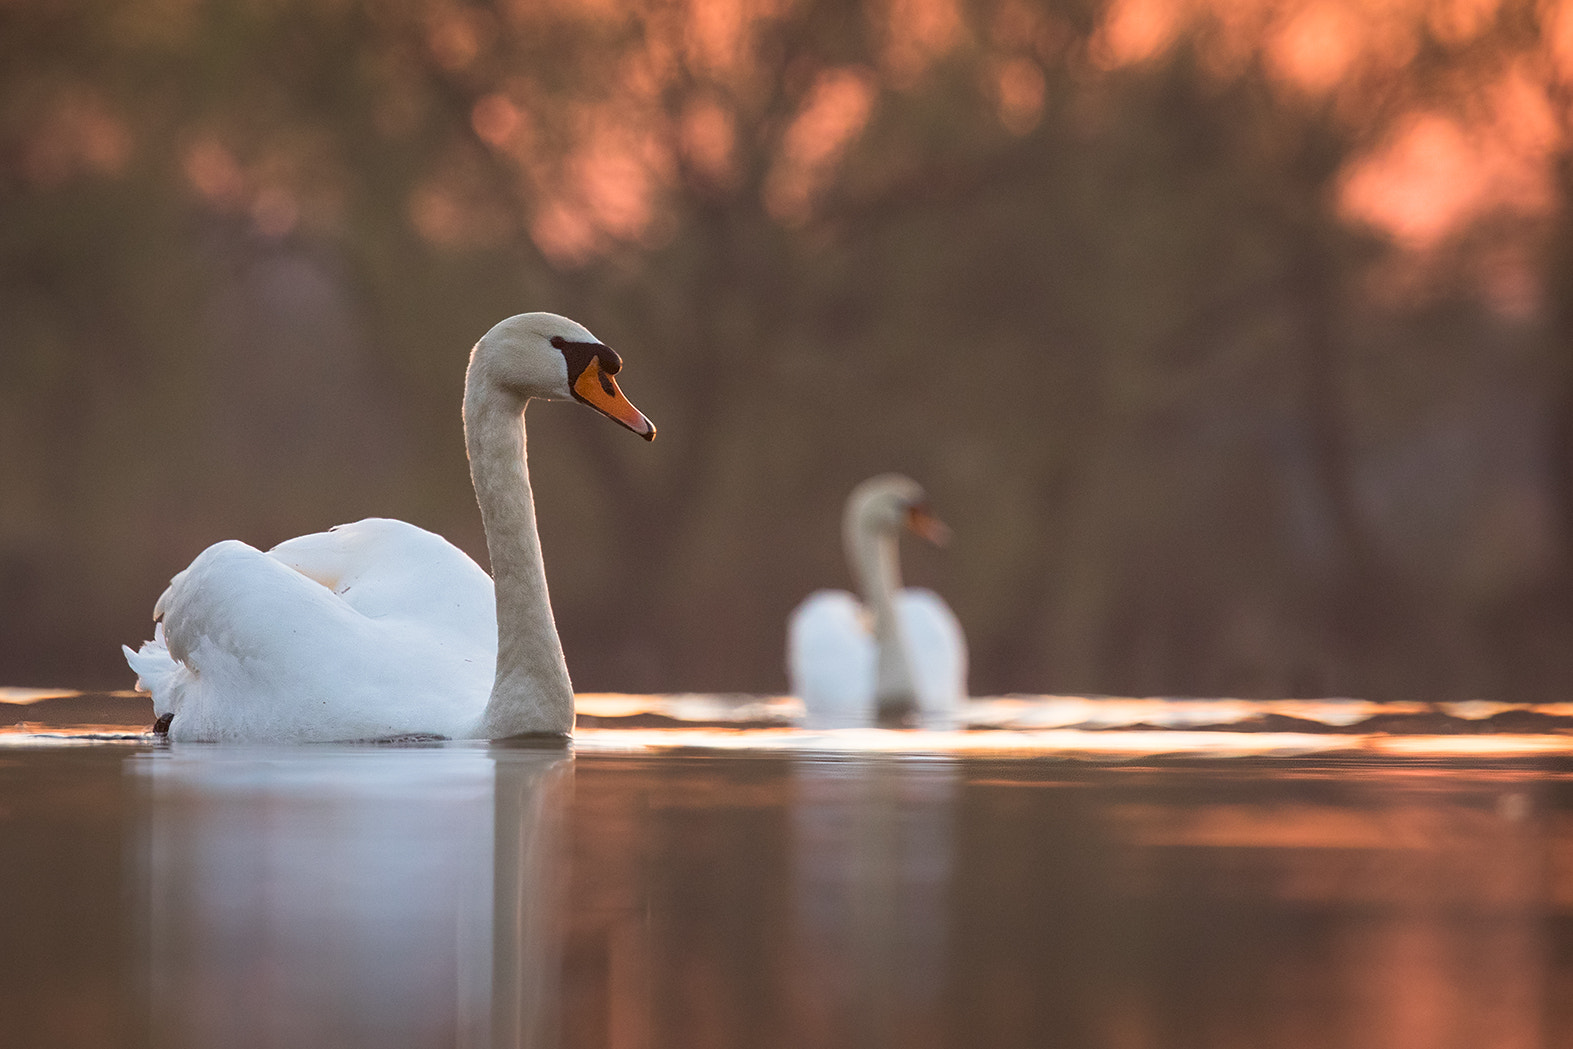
[[790, 756, 956, 1044], [127, 742, 569, 1049]]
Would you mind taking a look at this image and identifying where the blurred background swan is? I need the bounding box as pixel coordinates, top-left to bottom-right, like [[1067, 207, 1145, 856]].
[[788, 475, 967, 729]]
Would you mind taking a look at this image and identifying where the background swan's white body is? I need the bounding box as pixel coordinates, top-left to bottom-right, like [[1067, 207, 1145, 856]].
[[123, 311, 655, 743], [787, 475, 968, 729], [125, 520, 498, 742], [788, 587, 966, 728]]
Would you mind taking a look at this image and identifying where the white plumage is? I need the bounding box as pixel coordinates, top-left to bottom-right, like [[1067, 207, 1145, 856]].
[[124, 520, 498, 741], [788, 475, 967, 728]]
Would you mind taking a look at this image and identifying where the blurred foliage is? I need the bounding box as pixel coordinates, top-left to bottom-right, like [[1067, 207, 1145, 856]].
[[2, 0, 1571, 700]]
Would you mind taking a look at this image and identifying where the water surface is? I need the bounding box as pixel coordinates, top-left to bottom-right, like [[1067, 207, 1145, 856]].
[[4, 693, 1573, 1048]]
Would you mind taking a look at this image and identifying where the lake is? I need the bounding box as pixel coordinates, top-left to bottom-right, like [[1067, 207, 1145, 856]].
[[4, 691, 1573, 1048]]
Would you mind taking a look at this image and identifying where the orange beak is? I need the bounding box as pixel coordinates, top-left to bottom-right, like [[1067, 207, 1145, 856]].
[[572, 357, 656, 440], [905, 504, 950, 545]]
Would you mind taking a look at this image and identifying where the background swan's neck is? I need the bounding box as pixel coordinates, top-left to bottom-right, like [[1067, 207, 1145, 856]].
[[465, 373, 575, 737], [845, 519, 917, 712]]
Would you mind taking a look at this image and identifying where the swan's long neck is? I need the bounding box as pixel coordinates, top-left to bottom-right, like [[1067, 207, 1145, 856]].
[[845, 517, 916, 714], [464, 363, 575, 737]]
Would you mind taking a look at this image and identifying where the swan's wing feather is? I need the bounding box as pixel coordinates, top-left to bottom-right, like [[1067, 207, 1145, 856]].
[[787, 590, 875, 727], [136, 538, 491, 741], [896, 588, 968, 724], [268, 518, 495, 640]]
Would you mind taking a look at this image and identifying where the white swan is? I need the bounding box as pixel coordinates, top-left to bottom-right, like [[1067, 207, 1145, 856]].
[[123, 312, 655, 742], [787, 475, 967, 728]]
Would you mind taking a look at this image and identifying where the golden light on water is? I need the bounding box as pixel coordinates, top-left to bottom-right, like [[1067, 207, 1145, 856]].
[[7, 692, 1573, 1048], [572, 725, 1573, 759], [13, 693, 1573, 761]]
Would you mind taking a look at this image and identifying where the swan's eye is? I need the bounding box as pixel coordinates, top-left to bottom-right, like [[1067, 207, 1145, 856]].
[[554, 337, 622, 385]]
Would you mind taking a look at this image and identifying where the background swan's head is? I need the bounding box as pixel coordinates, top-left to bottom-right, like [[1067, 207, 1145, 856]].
[[844, 473, 950, 545], [474, 312, 655, 439]]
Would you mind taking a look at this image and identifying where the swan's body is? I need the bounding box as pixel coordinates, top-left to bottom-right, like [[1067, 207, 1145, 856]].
[[788, 475, 967, 728], [124, 312, 654, 742], [125, 520, 498, 741]]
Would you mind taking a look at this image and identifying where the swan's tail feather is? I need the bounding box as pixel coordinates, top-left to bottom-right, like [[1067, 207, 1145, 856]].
[[123, 622, 181, 702]]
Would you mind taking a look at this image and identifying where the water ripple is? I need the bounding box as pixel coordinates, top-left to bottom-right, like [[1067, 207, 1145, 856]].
[[5, 690, 1573, 759]]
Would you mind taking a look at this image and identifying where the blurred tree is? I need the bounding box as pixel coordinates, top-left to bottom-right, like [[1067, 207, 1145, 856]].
[[1, 0, 1570, 701]]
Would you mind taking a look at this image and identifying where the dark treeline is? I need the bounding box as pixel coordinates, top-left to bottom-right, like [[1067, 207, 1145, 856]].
[[2, 0, 1570, 700]]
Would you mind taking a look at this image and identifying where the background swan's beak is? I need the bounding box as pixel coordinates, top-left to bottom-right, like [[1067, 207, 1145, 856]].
[[905, 504, 951, 545], [572, 359, 656, 440]]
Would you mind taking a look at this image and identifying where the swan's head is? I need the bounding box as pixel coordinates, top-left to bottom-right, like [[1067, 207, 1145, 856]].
[[845, 474, 950, 545], [476, 312, 655, 439]]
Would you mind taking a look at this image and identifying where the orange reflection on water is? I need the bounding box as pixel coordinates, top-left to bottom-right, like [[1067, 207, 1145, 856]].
[[1098, 769, 1556, 1049], [1369, 734, 1573, 757], [574, 725, 1357, 757], [559, 756, 1573, 1049], [575, 726, 1573, 761], [0, 724, 147, 742], [5, 723, 1573, 1048]]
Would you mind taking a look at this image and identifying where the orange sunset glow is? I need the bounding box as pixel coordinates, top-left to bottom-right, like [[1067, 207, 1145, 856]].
[[11, 0, 1568, 275], [387, 0, 1573, 279]]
